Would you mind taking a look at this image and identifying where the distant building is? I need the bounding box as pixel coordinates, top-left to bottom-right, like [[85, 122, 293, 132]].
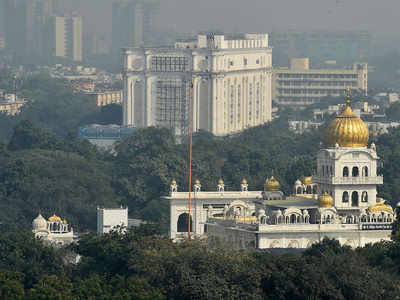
[[0, 90, 26, 115], [111, 0, 160, 61], [32, 213, 74, 246], [0, 34, 5, 50], [273, 58, 368, 106], [78, 124, 136, 150], [86, 90, 123, 107], [270, 30, 371, 66], [51, 15, 82, 61], [123, 33, 272, 137], [97, 207, 128, 234], [4, 0, 54, 59]]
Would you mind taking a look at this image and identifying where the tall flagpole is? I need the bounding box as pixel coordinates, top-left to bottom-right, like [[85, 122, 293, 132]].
[[188, 78, 194, 239]]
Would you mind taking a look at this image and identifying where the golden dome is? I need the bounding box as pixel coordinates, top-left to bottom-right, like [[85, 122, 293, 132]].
[[195, 179, 201, 185], [171, 179, 177, 186], [303, 176, 312, 185], [242, 178, 247, 185], [325, 90, 369, 147], [264, 176, 281, 191], [63, 219, 67, 225], [218, 178, 224, 185], [318, 192, 334, 208], [369, 198, 393, 214], [48, 214, 62, 222]]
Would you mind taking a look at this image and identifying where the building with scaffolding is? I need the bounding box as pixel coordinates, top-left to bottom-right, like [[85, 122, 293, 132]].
[[122, 33, 272, 137]]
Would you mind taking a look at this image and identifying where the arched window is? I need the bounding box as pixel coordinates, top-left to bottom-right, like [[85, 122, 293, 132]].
[[352, 167, 359, 177], [322, 166, 325, 176], [351, 191, 359, 207], [330, 166, 333, 176], [342, 191, 349, 203], [343, 167, 349, 177], [306, 185, 312, 194], [177, 213, 193, 232], [296, 187, 302, 194], [290, 214, 297, 224], [312, 185, 318, 194], [362, 166, 368, 177], [361, 191, 368, 202]]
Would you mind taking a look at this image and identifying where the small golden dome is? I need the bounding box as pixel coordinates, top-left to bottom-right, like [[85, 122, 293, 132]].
[[48, 214, 62, 222], [325, 89, 369, 147], [303, 176, 312, 185], [369, 198, 393, 214], [63, 219, 67, 224], [264, 176, 281, 191], [218, 178, 224, 185], [242, 178, 247, 185], [195, 179, 201, 185], [318, 192, 334, 208], [171, 179, 177, 186]]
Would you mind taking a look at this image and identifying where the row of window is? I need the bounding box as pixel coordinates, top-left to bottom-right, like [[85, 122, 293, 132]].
[[319, 166, 369, 177], [278, 73, 358, 79], [278, 81, 357, 87], [278, 89, 349, 95]]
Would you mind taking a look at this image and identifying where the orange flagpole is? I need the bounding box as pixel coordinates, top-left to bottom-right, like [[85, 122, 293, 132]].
[[188, 78, 194, 239]]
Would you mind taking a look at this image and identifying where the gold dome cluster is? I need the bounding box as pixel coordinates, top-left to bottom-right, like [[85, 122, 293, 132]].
[[48, 214, 62, 222], [318, 192, 334, 208], [264, 176, 281, 191], [325, 88, 369, 147]]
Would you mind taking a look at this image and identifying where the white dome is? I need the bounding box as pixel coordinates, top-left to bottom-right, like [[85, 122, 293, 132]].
[[295, 179, 302, 185], [32, 214, 47, 230]]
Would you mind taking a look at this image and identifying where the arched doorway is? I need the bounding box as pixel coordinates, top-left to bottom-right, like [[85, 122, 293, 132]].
[[351, 191, 359, 207], [177, 213, 193, 232]]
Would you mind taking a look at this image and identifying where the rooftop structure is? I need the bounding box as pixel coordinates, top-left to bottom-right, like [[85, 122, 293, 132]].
[[97, 207, 129, 234], [32, 213, 74, 246]]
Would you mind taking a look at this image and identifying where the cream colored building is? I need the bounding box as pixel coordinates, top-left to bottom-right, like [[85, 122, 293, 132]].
[[273, 58, 367, 106], [87, 90, 123, 107], [52, 15, 82, 61], [0, 92, 25, 115], [123, 33, 272, 136]]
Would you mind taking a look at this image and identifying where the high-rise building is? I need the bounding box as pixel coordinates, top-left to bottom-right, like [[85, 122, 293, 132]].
[[123, 33, 272, 137], [51, 15, 82, 61], [112, 0, 159, 61], [4, 0, 54, 59], [270, 30, 371, 67]]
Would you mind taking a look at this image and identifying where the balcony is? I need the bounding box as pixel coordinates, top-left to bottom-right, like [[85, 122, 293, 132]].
[[313, 175, 383, 185]]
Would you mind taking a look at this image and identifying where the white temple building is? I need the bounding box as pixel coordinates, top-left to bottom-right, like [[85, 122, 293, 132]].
[[165, 90, 396, 249], [32, 214, 74, 246]]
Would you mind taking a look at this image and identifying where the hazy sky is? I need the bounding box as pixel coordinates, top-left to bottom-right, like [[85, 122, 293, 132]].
[[159, 0, 400, 34]]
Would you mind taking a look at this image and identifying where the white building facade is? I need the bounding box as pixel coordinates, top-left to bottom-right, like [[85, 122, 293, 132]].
[[32, 213, 74, 246], [123, 33, 272, 136], [97, 207, 129, 234]]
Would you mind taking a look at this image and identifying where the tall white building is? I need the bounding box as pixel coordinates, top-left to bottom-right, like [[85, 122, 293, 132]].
[[123, 33, 272, 136]]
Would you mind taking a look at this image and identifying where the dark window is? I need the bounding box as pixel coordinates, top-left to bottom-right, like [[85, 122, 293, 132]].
[[352, 167, 359, 177], [351, 191, 359, 207], [342, 191, 349, 203], [343, 167, 349, 177]]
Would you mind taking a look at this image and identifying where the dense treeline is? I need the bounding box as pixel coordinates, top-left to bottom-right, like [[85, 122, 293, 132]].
[[1, 227, 400, 299], [0, 74, 399, 232]]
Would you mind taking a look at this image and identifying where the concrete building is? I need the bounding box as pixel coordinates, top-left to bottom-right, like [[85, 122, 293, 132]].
[[97, 207, 128, 234], [86, 90, 123, 107], [112, 0, 160, 62], [273, 58, 367, 106], [123, 33, 272, 137], [0, 90, 26, 115], [52, 15, 82, 61], [166, 92, 396, 249]]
